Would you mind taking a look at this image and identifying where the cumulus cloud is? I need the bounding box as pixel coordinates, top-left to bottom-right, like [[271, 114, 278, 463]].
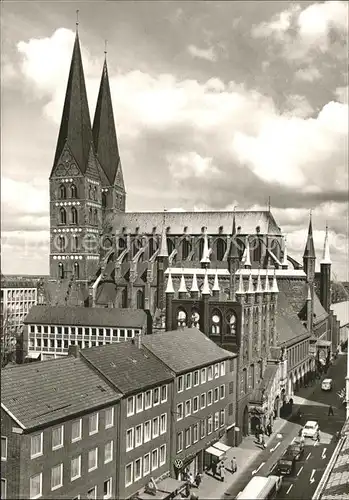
[[187, 44, 217, 61], [294, 66, 321, 82]]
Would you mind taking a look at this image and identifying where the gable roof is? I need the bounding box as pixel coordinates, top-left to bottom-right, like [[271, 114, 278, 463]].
[[142, 328, 235, 374], [24, 305, 147, 328], [331, 300, 349, 327], [1, 357, 121, 430], [80, 342, 173, 394], [276, 290, 309, 345]]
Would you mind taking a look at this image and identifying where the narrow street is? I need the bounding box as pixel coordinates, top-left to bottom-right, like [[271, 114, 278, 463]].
[[224, 353, 347, 499]]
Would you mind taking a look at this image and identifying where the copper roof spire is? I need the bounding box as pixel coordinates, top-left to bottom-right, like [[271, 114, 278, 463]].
[[303, 210, 316, 259]]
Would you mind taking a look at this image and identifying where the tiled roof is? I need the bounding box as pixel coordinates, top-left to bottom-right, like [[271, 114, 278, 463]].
[[24, 305, 147, 328], [113, 210, 281, 235], [142, 328, 235, 374], [95, 282, 118, 306], [276, 290, 309, 345], [277, 278, 328, 323], [331, 301, 349, 327], [81, 342, 173, 394], [1, 357, 121, 429], [320, 435, 349, 499], [250, 365, 279, 404]]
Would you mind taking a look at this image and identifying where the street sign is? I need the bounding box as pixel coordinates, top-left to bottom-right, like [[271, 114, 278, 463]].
[[174, 459, 183, 469]]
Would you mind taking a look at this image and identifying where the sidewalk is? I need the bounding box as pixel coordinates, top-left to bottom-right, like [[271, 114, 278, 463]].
[[196, 379, 321, 499]]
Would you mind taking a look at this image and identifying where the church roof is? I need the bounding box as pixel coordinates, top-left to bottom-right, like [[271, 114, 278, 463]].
[[113, 210, 281, 235], [51, 33, 94, 175], [92, 59, 123, 186], [303, 216, 316, 259], [276, 290, 309, 345]]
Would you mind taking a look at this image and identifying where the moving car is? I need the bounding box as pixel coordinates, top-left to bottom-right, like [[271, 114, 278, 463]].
[[302, 421, 320, 440], [288, 438, 305, 460], [276, 449, 296, 476], [321, 378, 333, 391]]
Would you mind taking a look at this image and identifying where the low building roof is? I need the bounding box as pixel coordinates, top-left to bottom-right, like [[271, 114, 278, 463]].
[[1, 357, 121, 430], [320, 433, 349, 499], [81, 342, 174, 395], [331, 300, 349, 327], [24, 305, 147, 328], [276, 291, 309, 345], [142, 328, 235, 374]]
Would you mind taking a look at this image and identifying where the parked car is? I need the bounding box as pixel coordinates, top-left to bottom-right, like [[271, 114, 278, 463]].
[[276, 449, 297, 476], [321, 378, 333, 391], [288, 439, 305, 460], [302, 421, 320, 440]]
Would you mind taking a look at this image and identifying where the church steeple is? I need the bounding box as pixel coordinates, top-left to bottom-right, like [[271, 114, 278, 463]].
[[51, 32, 93, 175], [303, 212, 316, 283], [92, 57, 124, 189]]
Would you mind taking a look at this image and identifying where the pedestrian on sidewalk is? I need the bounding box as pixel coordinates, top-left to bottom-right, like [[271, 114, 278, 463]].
[[255, 425, 260, 442], [194, 472, 202, 488], [219, 461, 225, 482], [261, 435, 267, 449], [212, 461, 217, 478], [267, 423, 272, 436], [328, 405, 334, 416], [231, 457, 237, 474]]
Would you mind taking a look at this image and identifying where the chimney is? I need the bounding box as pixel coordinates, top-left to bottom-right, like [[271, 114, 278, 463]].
[[68, 344, 80, 358]]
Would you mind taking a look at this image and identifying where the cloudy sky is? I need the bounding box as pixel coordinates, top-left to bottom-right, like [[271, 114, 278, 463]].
[[1, 1, 348, 280]]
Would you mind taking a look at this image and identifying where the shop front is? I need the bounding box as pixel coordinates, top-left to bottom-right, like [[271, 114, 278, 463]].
[[204, 441, 232, 473]]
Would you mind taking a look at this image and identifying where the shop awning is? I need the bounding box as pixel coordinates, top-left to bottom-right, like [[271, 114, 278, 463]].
[[213, 442, 231, 453], [316, 340, 331, 347], [206, 446, 224, 458]]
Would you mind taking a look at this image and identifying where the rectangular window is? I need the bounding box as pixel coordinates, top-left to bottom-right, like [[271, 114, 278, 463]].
[[193, 423, 199, 443], [145, 390, 152, 409], [29, 473, 42, 499], [30, 432, 43, 459], [207, 390, 213, 406], [1, 437, 7, 461], [105, 408, 114, 428], [144, 420, 151, 443], [177, 376, 184, 393], [135, 424, 143, 447], [127, 396, 135, 416], [160, 413, 167, 434], [71, 455, 81, 481], [161, 385, 168, 403], [214, 387, 219, 403], [125, 462, 133, 487], [193, 370, 199, 386], [208, 366, 213, 381], [52, 425, 64, 450], [220, 409, 225, 427], [185, 372, 192, 390], [88, 448, 98, 472], [185, 427, 191, 448], [185, 400, 191, 417], [229, 381, 234, 394], [152, 417, 159, 438], [220, 361, 226, 376], [89, 413, 99, 435], [134, 458, 142, 482], [200, 419, 206, 439], [126, 428, 134, 451], [200, 393, 206, 409], [177, 431, 183, 453], [220, 384, 225, 399], [214, 412, 219, 430], [1, 479, 6, 500], [228, 403, 234, 416], [153, 387, 160, 405], [214, 363, 219, 378], [103, 478, 112, 499], [143, 453, 150, 476], [136, 393, 144, 413], [207, 416, 213, 434], [201, 367, 207, 384], [193, 396, 199, 413], [159, 444, 166, 466], [51, 463, 63, 491], [87, 487, 97, 500], [151, 448, 159, 471], [71, 419, 82, 442], [104, 440, 113, 463], [176, 403, 183, 421]]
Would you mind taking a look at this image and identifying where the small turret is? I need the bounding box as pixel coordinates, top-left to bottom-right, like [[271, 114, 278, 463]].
[[244, 237, 251, 269], [321, 225, 331, 264], [200, 228, 211, 268], [212, 270, 220, 297], [303, 212, 316, 283], [178, 274, 188, 298], [165, 269, 175, 294], [264, 271, 270, 293], [165, 269, 174, 331], [271, 269, 279, 293], [190, 271, 199, 299], [247, 270, 255, 294], [158, 216, 169, 258], [256, 268, 263, 293], [236, 270, 245, 295], [320, 225, 331, 313], [201, 269, 211, 295], [281, 236, 288, 269]]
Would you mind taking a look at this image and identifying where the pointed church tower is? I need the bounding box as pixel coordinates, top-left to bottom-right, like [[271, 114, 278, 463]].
[[228, 212, 239, 300], [49, 30, 102, 285], [92, 54, 126, 217], [303, 212, 316, 283], [320, 225, 331, 313]]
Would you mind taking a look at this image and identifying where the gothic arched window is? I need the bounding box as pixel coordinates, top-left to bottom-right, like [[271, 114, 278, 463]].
[[136, 289, 145, 309], [58, 235, 66, 252], [216, 238, 226, 261], [89, 185, 93, 200], [93, 209, 98, 226], [59, 184, 66, 200], [199, 238, 204, 260], [89, 208, 93, 225], [149, 238, 156, 258], [191, 309, 200, 329], [74, 262, 79, 279], [121, 288, 128, 308], [93, 186, 97, 201], [252, 237, 262, 263], [59, 207, 66, 224], [118, 238, 126, 257], [235, 238, 245, 260], [71, 207, 78, 225], [58, 262, 64, 279], [167, 238, 175, 256], [102, 192, 107, 208], [70, 184, 77, 199], [72, 235, 79, 252], [182, 239, 191, 260], [228, 313, 237, 336], [177, 309, 187, 328], [211, 309, 222, 335]]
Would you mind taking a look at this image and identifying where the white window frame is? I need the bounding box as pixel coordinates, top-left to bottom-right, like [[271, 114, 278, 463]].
[[135, 424, 143, 448], [29, 472, 42, 499], [71, 455, 81, 481], [89, 413, 99, 436], [185, 372, 192, 390], [177, 431, 183, 453], [52, 425, 64, 450], [145, 390, 152, 409], [136, 393, 144, 413], [152, 416, 160, 438], [87, 486, 97, 499], [153, 387, 160, 406], [214, 412, 219, 430], [214, 363, 219, 378], [1, 479, 6, 500], [201, 367, 207, 384], [185, 399, 191, 417], [103, 477, 112, 500], [134, 457, 142, 482], [126, 428, 134, 452], [193, 396, 199, 413], [125, 462, 133, 488], [1, 436, 7, 461], [193, 370, 199, 386], [220, 384, 226, 399], [88, 447, 98, 472], [71, 419, 82, 442], [193, 423, 199, 443], [161, 384, 168, 403], [208, 416, 213, 435], [220, 409, 225, 427], [151, 448, 159, 471], [127, 396, 135, 417], [176, 403, 183, 421], [159, 444, 166, 466], [144, 420, 151, 443], [104, 440, 113, 464], [143, 453, 150, 476], [220, 361, 226, 376], [207, 390, 213, 406], [200, 393, 206, 409], [160, 413, 167, 435], [214, 387, 219, 403], [105, 407, 114, 429], [30, 432, 43, 459], [51, 463, 63, 491], [185, 427, 191, 449], [177, 375, 184, 393]]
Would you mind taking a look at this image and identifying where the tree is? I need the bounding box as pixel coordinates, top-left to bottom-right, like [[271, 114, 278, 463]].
[[0, 307, 16, 368]]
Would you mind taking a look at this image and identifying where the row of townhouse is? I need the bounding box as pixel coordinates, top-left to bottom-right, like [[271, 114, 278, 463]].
[[1, 327, 237, 500]]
